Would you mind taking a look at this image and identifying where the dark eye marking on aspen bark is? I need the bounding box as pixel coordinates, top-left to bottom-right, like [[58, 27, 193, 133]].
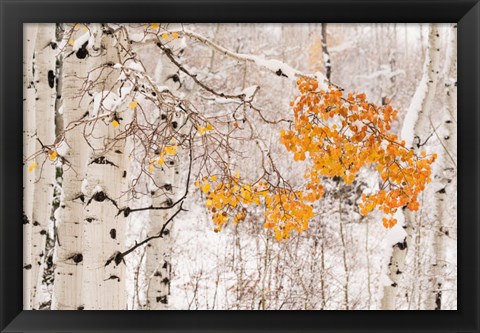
[[104, 275, 120, 282], [394, 239, 407, 250], [86, 191, 119, 209], [23, 212, 30, 224], [72, 194, 85, 203], [89, 156, 118, 167], [68, 253, 83, 264], [161, 277, 170, 284], [76, 41, 89, 59], [105, 251, 125, 267], [48, 70, 55, 88], [156, 296, 168, 304]]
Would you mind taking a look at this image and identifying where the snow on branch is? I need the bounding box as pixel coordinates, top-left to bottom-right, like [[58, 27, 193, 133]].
[[130, 28, 334, 91]]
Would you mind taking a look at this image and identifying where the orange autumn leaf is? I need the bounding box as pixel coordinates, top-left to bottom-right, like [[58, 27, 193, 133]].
[[48, 150, 58, 161]]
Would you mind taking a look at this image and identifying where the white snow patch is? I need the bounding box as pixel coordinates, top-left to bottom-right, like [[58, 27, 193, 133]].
[[156, 85, 170, 93], [73, 31, 90, 52], [385, 210, 407, 247], [314, 72, 329, 90], [55, 140, 70, 157], [401, 75, 427, 147], [124, 59, 144, 72], [92, 185, 103, 194], [91, 91, 122, 117], [241, 85, 259, 101], [240, 54, 301, 80]]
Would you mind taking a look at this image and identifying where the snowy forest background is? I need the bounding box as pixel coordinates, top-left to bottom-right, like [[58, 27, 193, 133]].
[[23, 23, 457, 310]]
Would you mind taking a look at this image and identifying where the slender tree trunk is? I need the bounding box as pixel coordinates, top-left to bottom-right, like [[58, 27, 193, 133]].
[[145, 32, 185, 309], [338, 196, 349, 310], [320, 218, 326, 309], [82, 27, 130, 310], [320, 23, 331, 81], [427, 24, 457, 310], [380, 212, 408, 310], [381, 23, 441, 310], [52, 24, 99, 310], [30, 24, 57, 309], [365, 219, 372, 309], [23, 23, 38, 310], [145, 158, 176, 308]]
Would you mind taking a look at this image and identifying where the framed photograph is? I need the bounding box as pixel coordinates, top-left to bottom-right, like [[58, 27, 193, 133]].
[[1, 0, 479, 332]]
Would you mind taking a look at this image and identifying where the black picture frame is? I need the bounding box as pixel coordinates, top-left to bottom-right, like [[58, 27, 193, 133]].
[[1, 0, 478, 332]]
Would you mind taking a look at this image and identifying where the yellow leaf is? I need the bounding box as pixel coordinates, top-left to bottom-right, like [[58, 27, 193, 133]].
[[164, 145, 177, 155], [205, 123, 214, 131], [162, 33, 169, 39], [69, 39, 74, 46], [48, 151, 58, 161], [157, 157, 165, 165], [81, 25, 88, 32], [202, 183, 211, 194], [150, 23, 159, 29], [129, 100, 138, 109], [172, 32, 179, 39], [112, 120, 119, 127], [148, 165, 154, 173], [28, 163, 37, 172], [198, 123, 213, 135], [210, 175, 217, 181]]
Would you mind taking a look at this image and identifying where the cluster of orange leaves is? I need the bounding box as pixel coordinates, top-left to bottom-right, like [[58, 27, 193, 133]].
[[280, 77, 436, 228], [195, 173, 316, 241], [196, 77, 436, 237]]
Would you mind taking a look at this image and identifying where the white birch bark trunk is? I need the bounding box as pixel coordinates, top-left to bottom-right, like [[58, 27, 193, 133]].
[[145, 163, 176, 309], [426, 24, 457, 310], [29, 24, 57, 309], [52, 25, 98, 310], [381, 23, 441, 310], [320, 23, 331, 81], [82, 28, 130, 310], [145, 42, 182, 309], [23, 23, 38, 310]]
